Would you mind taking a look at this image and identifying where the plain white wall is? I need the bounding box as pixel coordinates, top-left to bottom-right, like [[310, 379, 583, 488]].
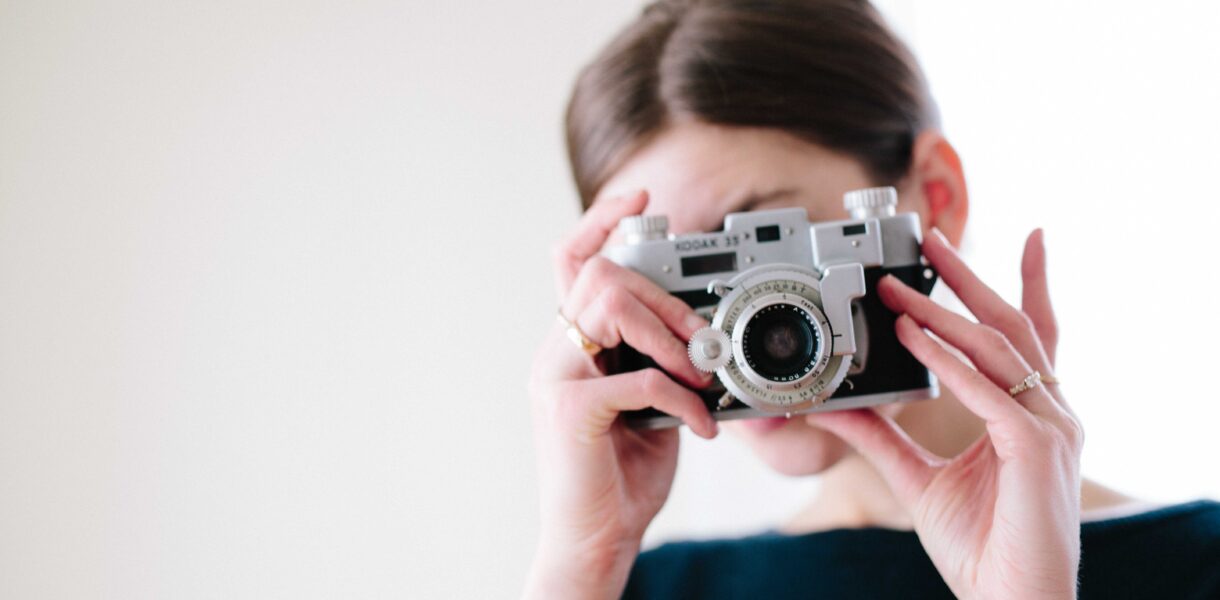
[[0, 1, 1216, 598]]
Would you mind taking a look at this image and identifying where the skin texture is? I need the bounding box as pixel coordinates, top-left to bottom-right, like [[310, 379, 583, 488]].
[[525, 121, 1091, 599]]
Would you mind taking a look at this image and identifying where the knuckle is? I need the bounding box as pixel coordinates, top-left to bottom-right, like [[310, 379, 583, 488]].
[[1010, 412, 1050, 439], [1030, 416, 1084, 456], [1062, 416, 1085, 451], [989, 430, 1025, 459], [584, 255, 617, 283], [977, 325, 1011, 351], [1000, 412, 1049, 446], [633, 319, 667, 351], [597, 286, 633, 316], [638, 368, 671, 397], [1000, 309, 1036, 335], [642, 284, 682, 316]]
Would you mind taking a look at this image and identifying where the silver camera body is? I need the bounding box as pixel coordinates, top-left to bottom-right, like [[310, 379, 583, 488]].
[[603, 187, 939, 428]]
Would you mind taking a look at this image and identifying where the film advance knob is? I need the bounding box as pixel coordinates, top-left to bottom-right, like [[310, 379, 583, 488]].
[[619, 214, 669, 244], [688, 327, 732, 373], [843, 186, 898, 219]]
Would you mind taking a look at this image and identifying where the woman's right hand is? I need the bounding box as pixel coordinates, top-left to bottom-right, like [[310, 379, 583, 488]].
[[524, 190, 719, 599]]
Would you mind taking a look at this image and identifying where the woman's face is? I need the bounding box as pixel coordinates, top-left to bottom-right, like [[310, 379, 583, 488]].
[[595, 121, 915, 476]]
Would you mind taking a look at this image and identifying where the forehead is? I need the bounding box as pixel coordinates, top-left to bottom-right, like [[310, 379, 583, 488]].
[[595, 122, 875, 234]]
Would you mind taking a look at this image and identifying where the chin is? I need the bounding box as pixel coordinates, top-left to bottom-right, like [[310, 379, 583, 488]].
[[726, 415, 851, 476]]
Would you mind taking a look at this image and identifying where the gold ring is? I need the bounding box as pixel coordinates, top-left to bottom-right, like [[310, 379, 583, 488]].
[[557, 309, 602, 356], [1008, 370, 1058, 397]]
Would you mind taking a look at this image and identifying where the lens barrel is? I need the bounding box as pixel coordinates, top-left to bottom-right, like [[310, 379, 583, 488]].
[[741, 303, 820, 382]]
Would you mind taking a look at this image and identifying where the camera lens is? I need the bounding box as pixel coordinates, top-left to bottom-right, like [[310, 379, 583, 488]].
[[742, 303, 819, 382]]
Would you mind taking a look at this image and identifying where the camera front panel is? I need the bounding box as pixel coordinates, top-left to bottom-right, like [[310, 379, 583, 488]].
[[604, 192, 939, 429], [617, 263, 938, 429]]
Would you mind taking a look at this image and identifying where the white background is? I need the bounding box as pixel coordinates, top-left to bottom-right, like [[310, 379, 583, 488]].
[[2, 1, 1218, 598]]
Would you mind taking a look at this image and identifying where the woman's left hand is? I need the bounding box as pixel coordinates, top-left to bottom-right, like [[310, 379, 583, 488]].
[[808, 228, 1083, 600]]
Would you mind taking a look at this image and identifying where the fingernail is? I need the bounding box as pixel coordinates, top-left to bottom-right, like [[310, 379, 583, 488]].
[[876, 275, 895, 298], [685, 312, 709, 334], [878, 274, 907, 297]]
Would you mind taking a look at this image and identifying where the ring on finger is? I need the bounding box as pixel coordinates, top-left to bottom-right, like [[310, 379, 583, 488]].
[[557, 309, 603, 356], [1008, 370, 1059, 397]]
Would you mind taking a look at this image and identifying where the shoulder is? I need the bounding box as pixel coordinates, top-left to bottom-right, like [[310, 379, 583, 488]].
[[621, 502, 1220, 599], [1079, 500, 1220, 599], [1082, 499, 1220, 546], [621, 533, 780, 599], [622, 528, 951, 600]]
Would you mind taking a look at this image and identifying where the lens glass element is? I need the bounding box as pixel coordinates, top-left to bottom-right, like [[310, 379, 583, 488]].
[[741, 303, 819, 382]]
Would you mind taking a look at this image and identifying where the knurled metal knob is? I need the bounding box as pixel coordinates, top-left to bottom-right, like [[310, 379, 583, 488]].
[[688, 327, 732, 373], [843, 187, 898, 219], [619, 214, 669, 244]]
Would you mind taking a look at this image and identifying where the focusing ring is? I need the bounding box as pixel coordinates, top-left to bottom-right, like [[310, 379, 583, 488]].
[[709, 265, 852, 413]]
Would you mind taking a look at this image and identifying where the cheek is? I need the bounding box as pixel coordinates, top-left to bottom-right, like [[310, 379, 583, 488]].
[[726, 417, 852, 476]]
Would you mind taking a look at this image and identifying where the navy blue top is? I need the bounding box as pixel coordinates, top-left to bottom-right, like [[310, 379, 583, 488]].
[[623, 500, 1220, 599]]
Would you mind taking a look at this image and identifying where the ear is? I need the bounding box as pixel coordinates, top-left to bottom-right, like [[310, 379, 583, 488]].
[[897, 131, 969, 248]]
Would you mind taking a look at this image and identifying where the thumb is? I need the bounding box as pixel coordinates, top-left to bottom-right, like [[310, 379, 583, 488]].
[[806, 409, 941, 509]]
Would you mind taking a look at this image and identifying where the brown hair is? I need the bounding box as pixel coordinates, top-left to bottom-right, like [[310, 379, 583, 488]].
[[564, 0, 939, 210]]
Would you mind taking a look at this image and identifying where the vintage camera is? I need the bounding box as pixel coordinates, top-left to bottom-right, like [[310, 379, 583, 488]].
[[603, 187, 939, 428]]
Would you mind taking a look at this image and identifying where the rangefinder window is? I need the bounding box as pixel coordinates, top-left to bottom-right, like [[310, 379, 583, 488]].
[[680, 252, 737, 277]]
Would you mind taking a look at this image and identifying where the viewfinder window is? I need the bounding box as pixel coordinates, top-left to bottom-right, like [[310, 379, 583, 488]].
[[755, 225, 781, 242]]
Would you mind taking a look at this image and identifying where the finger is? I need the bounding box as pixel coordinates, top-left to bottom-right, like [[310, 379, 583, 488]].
[[878, 275, 1063, 419], [564, 255, 709, 341], [577, 287, 712, 389], [894, 314, 1040, 428], [1021, 228, 1059, 367], [557, 368, 718, 441], [806, 409, 941, 508], [922, 228, 1053, 379], [552, 190, 649, 300]]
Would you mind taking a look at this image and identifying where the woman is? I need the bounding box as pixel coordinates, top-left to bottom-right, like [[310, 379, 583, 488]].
[[525, 1, 1220, 597]]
